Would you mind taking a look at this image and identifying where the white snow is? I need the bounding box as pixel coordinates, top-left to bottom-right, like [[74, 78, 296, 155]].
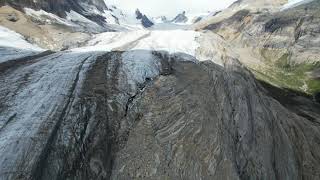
[[152, 16, 167, 24], [24, 8, 74, 26], [184, 12, 211, 25], [0, 26, 44, 51], [150, 23, 190, 30], [103, 6, 145, 30], [121, 50, 161, 94], [281, 0, 314, 10], [72, 30, 150, 52], [102, 9, 120, 25], [72, 30, 200, 57], [0, 26, 44, 62], [0, 48, 38, 63], [133, 30, 200, 56], [0, 51, 100, 175], [66, 10, 100, 27], [71, 29, 201, 96]]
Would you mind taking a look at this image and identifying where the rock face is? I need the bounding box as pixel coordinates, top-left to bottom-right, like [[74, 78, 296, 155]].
[[0, 0, 113, 34], [0, 5, 93, 51], [0, 49, 320, 180], [199, 0, 320, 94], [315, 92, 320, 103], [6, 12, 18, 22], [1, 0, 107, 18], [171, 11, 188, 23], [135, 9, 154, 28]]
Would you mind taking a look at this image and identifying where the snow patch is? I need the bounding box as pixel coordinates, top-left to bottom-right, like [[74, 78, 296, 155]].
[[0, 26, 44, 52], [0, 47, 38, 63], [121, 50, 161, 94], [66, 11, 93, 24], [24, 8, 74, 26], [184, 13, 211, 25], [100, 5, 145, 30], [72, 30, 150, 52], [133, 30, 200, 57], [66, 10, 100, 27], [72, 30, 200, 57], [150, 23, 190, 30], [281, 0, 315, 10]]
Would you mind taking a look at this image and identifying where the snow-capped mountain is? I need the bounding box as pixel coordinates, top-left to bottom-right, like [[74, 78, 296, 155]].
[[170, 11, 212, 24], [152, 16, 168, 24], [135, 9, 154, 28], [0, 0, 155, 31], [171, 11, 188, 23], [1, 1, 320, 180], [1, 0, 109, 25]]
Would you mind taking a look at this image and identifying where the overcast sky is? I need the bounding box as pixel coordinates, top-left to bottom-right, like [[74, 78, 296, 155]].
[[104, 0, 237, 17]]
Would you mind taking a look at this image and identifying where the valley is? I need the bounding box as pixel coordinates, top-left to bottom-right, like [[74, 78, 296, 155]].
[[0, 0, 319, 179]]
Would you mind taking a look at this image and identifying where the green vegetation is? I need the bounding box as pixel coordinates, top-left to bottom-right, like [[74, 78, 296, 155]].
[[275, 53, 290, 69], [307, 78, 320, 94], [253, 50, 320, 95]]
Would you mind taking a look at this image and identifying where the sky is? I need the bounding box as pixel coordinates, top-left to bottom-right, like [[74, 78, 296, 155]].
[[104, 0, 237, 18]]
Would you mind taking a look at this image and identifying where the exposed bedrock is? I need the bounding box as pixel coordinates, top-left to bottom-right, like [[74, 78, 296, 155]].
[[0, 50, 319, 180], [198, 0, 320, 94]]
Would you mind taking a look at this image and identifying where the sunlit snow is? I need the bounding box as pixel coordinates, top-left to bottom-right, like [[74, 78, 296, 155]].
[[282, 0, 315, 10], [72, 30, 200, 57], [0, 26, 44, 51], [0, 26, 44, 62]]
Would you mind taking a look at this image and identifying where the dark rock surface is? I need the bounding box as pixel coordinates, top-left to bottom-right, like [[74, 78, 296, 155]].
[[135, 9, 143, 20], [315, 92, 320, 103], [1, 0, 109, 29], [204, 0, 320, 63], [171, 11, 188, 23], [140, 15, 154, 28], [0, 50, 320, 180], [204, 9, 250, 31], [135, 9, 154, 28], [6, 12, 18, 22]]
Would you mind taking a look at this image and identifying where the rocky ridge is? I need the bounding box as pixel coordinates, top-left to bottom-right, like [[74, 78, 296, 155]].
[[171, 11, 188, 23], [135, 9, 154, 28], [0, 0, 110, 28], [0, 48, 319, 180]]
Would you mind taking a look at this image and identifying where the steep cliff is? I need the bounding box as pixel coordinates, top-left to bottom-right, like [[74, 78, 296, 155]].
[[135, 9, 154, 28]]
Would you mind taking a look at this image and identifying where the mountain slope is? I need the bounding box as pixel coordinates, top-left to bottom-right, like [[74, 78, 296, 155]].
[[0, 0, 154, 33], [171, 11, 188, 23], [0, 46, 319, 179], [1, 0, 109, 27], [197, 0, 320, 95], [229, 0, 287, 11], [0, 1, 156, 50], [0, 1, 320, 180], [135, 9, 154, 28]]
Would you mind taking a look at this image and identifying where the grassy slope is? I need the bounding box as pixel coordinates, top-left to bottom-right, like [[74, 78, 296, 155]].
[[253, 49, 320, 94], [247, 1, 320, 95]]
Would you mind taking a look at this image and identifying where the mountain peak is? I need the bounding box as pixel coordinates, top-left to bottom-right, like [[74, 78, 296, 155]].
[[134, 8, 154, 28], [171, 11, 188, 23]]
